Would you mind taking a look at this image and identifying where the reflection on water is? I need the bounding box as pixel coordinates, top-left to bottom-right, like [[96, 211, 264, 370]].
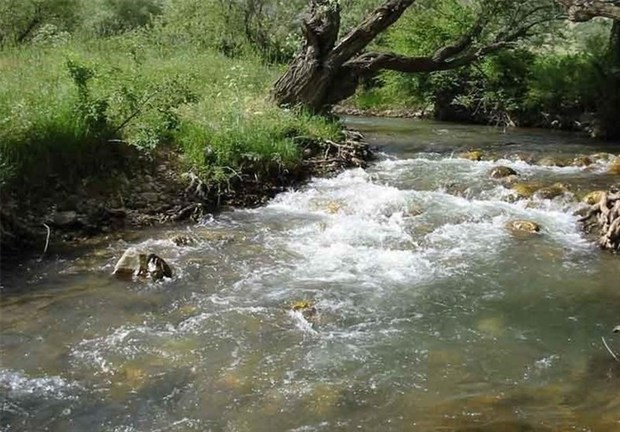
[[2, 118, 620, 431]]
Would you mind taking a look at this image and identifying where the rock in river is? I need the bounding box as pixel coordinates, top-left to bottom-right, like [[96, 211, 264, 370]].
[[113, 247, 172, 280], [459, 150, 483, 161], [537, 156, 567, 167], [534, 183, 568, 200], [582, 190, 606, 205], [489, 166, 518, 179], [511, 182, 542, 199], [609, 157, 620, 175], [506, 220, 541, 235]]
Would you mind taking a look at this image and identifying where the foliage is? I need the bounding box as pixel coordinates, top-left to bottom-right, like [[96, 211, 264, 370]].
[[156, 0, 306, 62], [79, 0, 165, 37], [0, 0, 81, 44], [0, 35, 341, 194]]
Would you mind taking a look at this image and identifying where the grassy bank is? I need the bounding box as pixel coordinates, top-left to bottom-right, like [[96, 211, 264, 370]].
[[0, 35, 349, 255], [0, 36, 341, 193]]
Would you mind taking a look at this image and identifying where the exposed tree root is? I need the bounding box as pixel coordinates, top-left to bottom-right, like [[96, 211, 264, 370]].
[[579, 188, 620, 252]]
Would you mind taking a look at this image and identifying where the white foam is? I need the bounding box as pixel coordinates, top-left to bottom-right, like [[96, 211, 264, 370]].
[[0, 369, 81, 399]]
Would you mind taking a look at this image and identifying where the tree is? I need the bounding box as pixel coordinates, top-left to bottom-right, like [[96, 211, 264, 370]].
[[556, 0, 620, 21], [272, 0, 560, 112], [556, 0, 620, 138], [0, 0, 80, 44]]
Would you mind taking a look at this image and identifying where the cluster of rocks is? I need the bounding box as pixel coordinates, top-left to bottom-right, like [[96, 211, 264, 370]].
[[458, 149, 619, 170], [457, 150, 620, 248]]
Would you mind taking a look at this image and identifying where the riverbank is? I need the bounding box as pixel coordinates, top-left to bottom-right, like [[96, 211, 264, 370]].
[[0, 128, 371, 261], [0, 38, 373, 260]]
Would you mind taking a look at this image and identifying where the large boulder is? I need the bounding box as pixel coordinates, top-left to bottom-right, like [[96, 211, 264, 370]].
[[113, 248, 172, 280], [489, 166, 518, 179]]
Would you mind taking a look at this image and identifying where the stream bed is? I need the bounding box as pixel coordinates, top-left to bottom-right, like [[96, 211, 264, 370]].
[[2, 118, 620, 431]]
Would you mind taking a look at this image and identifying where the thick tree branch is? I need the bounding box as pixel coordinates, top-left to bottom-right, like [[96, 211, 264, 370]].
[[432, 15, 487, 62], [329, 0, 416, 67]]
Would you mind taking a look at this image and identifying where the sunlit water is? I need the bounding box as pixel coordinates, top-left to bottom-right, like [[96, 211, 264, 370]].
[[2, 118, 620, 432]]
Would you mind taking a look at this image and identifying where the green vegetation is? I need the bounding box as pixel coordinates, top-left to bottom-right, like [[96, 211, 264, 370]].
[[1, 0, 619, 204], [0, 2, 341, 196], [347, 2, 619, 137]]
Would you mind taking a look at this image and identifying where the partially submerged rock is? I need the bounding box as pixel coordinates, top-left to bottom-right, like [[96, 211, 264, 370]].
[[506, 220, 541, 235], [582, 190, 606, 205], [113, 247, 172, 280], [590, 152, 615, 162], [537, 156, 567, 167], [459, 150, 483, 161], [489, 166, 518, 179], [572, 156, 593, 167], [291, 300, 318, 321], [609, 157, 620, 175], [511, 182, 542, 199], [170, 234, 198, 247], [146, 254, 172, 280], [534, 183, 569, 200]]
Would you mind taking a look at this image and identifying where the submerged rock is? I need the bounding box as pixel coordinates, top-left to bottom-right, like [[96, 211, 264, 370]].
[[506, 220, 541, 235], [459, 150, 483, 161], [113, 248, 172, 280], [489, 166, 518, 179], [534, 183, 569, 200]]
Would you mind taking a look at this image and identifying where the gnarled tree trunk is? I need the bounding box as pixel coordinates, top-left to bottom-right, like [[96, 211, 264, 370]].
[[273, 0, 555, 113], [272, 0, 415, 112]]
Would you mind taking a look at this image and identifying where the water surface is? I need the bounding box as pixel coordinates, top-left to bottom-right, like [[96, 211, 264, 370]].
[[2, 118, 620, 431]]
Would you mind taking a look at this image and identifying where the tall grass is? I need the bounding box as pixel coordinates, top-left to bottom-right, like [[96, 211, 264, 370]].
[[0, 35, 341, 194]]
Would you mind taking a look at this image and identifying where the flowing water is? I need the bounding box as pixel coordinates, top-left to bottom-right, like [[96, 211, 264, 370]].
[[2, 118, 620, 432]]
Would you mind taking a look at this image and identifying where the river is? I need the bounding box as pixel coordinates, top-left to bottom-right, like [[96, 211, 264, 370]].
[[2, 118, 620, 431]]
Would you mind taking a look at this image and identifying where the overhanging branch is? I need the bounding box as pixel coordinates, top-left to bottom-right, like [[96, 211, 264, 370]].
[[329, 0, 416, 67], [556, 0, 620, 21]]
